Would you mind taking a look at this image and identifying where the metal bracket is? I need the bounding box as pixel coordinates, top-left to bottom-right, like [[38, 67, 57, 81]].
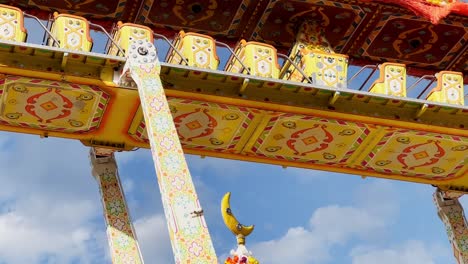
[[240, 78, 250, 93], [415, 103, 428, 118], [90, 147, 115, 164], [191, 209, 204, 218], [328, 91, 340, 106], [434, 188, 462, 208], [118, 40, 159, 87]]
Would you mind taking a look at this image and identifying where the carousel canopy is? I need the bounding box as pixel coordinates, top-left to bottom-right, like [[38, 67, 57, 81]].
[[3, 0, 468, 76]]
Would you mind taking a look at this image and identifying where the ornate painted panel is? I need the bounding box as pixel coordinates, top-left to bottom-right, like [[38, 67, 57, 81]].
[[10, 0, 143, 20], [250, 0, 367, 52], [359, 14, 468, 70], [129, 102, 468, 182], [2, 0, 468, 76], [128, 98, 262, 153], [138, 0, 252, 37], [361, 130, 468, 180], [243, 114, 375, 165], [0, 76, 109, 133]]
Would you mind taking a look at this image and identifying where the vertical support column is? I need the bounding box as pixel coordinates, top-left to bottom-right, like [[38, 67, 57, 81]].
[[90, 148, 144, 264], [120, 40, 217, 263], [434, 189, 468, 264]]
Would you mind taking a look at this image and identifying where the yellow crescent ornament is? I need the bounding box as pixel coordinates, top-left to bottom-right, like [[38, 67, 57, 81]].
[[221, 192, 254, 243]]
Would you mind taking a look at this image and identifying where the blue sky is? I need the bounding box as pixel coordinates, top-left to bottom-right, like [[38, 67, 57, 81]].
[[0, 132, 461, 264], [0, 15, 463, 264]]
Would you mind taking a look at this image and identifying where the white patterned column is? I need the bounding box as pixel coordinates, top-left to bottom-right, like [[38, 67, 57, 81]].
[[120, 40, 218, 263], [90, 148, 144, 264], [434, 189, 468, 264]]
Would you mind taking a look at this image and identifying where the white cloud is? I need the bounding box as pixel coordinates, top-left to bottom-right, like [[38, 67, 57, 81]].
[[350, 240, 438, 264], [310, 205, 386, 245], [0, 133, 108, 263], [252, 226, 329, 263], [134, 214, 173, 263], [0, 210, 101, 264], [250, 181, 397, 264], [0, 134, 178, 264], [251, 205, 386, 264]]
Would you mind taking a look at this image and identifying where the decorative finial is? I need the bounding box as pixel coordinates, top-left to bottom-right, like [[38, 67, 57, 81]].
[[221, 192, 259, 264]]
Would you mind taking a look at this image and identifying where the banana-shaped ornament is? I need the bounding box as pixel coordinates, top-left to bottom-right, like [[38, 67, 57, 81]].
[[221, 192, 254, 244]]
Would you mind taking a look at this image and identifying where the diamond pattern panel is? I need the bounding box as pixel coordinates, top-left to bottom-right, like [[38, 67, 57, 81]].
[[0, 76, 109, 133]]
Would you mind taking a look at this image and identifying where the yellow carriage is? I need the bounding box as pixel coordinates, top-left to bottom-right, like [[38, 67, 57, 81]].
[[109, 22, 153, 57], [0, 4, 27, 42], [48, 12, 93, 52], [225, 40, 280, 78]]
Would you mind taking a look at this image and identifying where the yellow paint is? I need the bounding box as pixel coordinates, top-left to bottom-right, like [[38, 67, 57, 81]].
[[108, 22, 153, 57], [299, 52, 348, 90], [426, 0, 455, 5], [0, 5, 27, 42], [221, 192, 254, 244], [242, 113, 275, 154], [369, 62, 407, 97], [282, 20, 348, 90], [347, 127, 387, 166], [0, 57, 465, 190], [49, 12, 93, 52], [245, 115, 371, 162], [363, 131, 467, 178], [0, 70, 463, 144], [0, 77, 107, 132], [0, 81, 463, 188], [0, 54, 117, 86], [183, 148, 458, 185], [128, 99, 264, 153], [295, 20, 335, 54], [225, 40, 280, 79], [426, 71, 464, 105], [235, 111, 264, 153], [163, 90, 467, 137], [127, 106, 143, 135], [167, 30, 219, 70]]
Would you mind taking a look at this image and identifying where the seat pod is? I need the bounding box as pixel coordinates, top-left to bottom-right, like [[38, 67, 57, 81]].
[[426, 71, 464, 105], [225, 39, 280, 79], [369, 62, 407, 97], [108, 21, 153, 57], [48, 12, 93, 52], [0, 4, 27, 42], [166, 30, 219, 70]]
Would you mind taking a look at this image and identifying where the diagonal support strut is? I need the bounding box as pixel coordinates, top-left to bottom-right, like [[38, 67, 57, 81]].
[[120, 40, 218, 263]]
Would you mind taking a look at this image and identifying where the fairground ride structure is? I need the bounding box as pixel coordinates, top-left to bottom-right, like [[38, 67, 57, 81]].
[[0, 0, 466, 263]]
